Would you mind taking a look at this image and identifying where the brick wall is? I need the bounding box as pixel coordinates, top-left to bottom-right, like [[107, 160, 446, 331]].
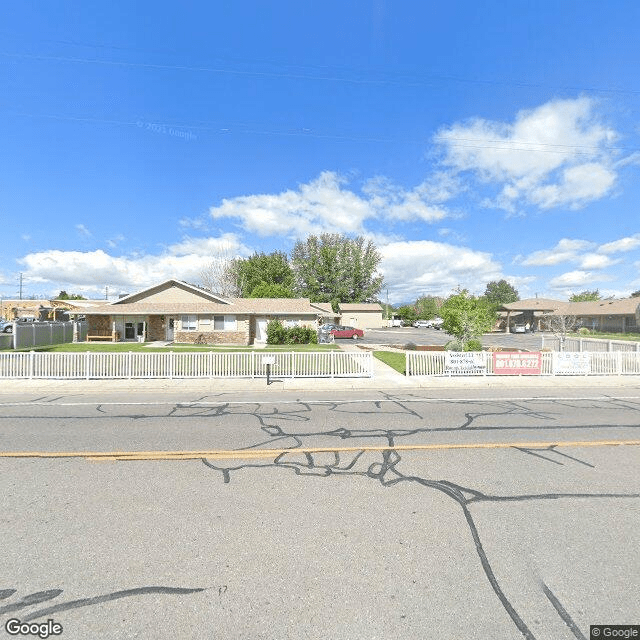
[[174, 330, 250, 345], [147, 315, 165, 341]]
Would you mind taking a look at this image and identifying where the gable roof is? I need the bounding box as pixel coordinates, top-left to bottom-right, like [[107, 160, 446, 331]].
[[112, 279, 230, 305], [501, 298, 564, 312]]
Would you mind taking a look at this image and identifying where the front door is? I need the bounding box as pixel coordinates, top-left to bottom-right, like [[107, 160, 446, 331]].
[[255, 317, 268, 343], [166, 317, 175, 341]]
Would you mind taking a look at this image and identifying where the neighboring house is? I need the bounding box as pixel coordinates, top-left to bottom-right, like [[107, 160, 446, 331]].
[[550, 298, 640, 333], [501, 297, 640, 333], [71, 279, 331, 345], [499, 298, 564, 332], [338, 303, 385, 329]]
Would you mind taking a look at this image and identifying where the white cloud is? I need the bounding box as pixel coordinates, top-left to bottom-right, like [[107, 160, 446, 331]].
[[598, 234, 640, 254], [209, 171, 453, 238], [548, 270, 612, 289], [518, 238, 595, 266], [18, 234, 252, 293], [435, 96, 623, 211], [379, 240, 502, 302], [578, 253, 618, 269]]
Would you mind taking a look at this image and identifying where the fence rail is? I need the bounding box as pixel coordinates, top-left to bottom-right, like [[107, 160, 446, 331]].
[[541, 336, 640, 352], [0, 350, 373, 379], [406, 351, 640, 376]]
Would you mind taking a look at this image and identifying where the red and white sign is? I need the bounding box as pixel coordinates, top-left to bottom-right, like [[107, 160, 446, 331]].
[[493, 352, 541, 375]]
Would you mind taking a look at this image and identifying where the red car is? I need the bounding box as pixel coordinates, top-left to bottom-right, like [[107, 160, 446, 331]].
[[330, 325, 364, 340]]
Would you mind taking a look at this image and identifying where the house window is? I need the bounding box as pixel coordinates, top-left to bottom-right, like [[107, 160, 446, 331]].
[[181, 315, 197, 331], [214, 315, 236, 330]]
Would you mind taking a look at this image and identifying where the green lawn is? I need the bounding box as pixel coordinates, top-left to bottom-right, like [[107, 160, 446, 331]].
[[575, 331, 640, 342], [15, 342, 340, 353], [374, 350, 406, 375]]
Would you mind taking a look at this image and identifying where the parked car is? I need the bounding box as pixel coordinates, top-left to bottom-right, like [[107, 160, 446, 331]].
[[413, 320, 430, 328], [330, 325, 364, 340], [319, 323, 340, 332], [429, 317, 444, 330], [0, 320, 13, 333]]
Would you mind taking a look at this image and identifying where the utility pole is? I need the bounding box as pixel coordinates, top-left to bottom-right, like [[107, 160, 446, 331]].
[[18, 273, 23, 300], [105, 285, 109, 300]]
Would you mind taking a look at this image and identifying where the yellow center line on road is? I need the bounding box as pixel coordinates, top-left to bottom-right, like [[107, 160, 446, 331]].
[[1, 439, 640, 461]]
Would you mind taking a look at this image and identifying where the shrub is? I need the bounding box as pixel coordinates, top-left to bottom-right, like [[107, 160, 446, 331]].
[[464, 339, 483, 352], [403, 341, 417, 350], [266, 319, 287, 345], [267, 320, 317, 345], [444, 339, 464, 351], [578, 327, 590, 335]]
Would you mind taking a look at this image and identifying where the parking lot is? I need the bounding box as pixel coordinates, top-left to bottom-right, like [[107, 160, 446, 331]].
[[351, 326, 548, 350]]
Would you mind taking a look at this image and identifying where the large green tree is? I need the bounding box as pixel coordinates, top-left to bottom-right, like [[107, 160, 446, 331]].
[[569, 289, 600, 302], [291, 234, 383, 307], [414, 295, 441, 319], [233, 251, 295, 298], [483, 280, 519, 306], [440, 289, 496, 349]]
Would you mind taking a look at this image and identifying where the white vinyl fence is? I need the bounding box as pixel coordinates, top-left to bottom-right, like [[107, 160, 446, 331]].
[[10, 321, 87, 350], [406, 351, 640, 377], [541, 336, 640, 352], [0, 350, 373, 379]]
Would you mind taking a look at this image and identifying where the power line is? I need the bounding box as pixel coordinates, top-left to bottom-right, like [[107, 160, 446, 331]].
[[4, 109, 639, 156], [2, 50, 640, 96]]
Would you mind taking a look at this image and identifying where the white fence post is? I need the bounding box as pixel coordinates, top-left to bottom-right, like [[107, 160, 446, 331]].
[[29, 351, 35, 379], [330, 350, 335, 378], [85, 351, 90, 379], [127, 351, 132, 379]]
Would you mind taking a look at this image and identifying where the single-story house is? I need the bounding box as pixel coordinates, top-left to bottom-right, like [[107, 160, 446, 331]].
[[501, 297, 640, 333], [338, 303, 385, 329], [549, 298, 640, 333], [71, 279, 335, 345], [499, 298, 564, 332]]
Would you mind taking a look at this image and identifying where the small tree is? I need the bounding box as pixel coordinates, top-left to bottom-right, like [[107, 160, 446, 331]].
[[545, 314, 578, 351], [440, 289, 496, 350], [569, 290, 600, 302], [631, 290, 640, 298]]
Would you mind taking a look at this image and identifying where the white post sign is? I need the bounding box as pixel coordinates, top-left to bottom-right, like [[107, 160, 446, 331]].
[[552, 352, 591, 375], [445, 351, 486, 374]]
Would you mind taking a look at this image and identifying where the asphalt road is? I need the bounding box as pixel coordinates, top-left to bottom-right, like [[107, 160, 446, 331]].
[[1, 388, 639, 639]]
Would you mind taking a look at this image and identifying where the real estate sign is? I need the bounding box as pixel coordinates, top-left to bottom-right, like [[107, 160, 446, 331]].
[[552, 352, 591, 375], [493, 352, 541, 375], [445, 352, 486, 374]]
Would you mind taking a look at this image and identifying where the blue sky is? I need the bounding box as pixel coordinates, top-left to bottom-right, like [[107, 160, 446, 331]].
[[1, 1, 639, 303]]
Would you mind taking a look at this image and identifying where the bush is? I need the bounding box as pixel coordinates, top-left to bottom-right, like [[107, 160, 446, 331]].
[[464, 339, 483, 352], [267, 320, 317, 345], [403, 341, 417, 350], [444, 339, 464, 351], [578, 327, 590, 335], [266, 319, 287, 345]]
